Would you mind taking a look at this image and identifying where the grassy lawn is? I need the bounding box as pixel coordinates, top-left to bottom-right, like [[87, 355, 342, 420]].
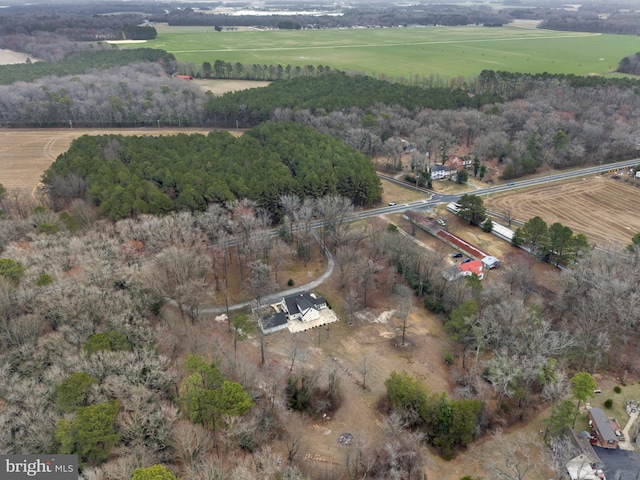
[[123, 24, 640, 79]]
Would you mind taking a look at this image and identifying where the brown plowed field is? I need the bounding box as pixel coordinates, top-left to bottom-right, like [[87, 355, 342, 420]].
[[0, 128, 224, 192], [485, 175, 640, 249]]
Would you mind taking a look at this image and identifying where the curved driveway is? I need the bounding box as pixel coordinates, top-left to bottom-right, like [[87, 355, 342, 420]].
[[201, 229, 334, 315]]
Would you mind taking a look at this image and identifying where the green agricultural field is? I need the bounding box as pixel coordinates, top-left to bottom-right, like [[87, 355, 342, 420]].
[[119, 23, 640, 80]]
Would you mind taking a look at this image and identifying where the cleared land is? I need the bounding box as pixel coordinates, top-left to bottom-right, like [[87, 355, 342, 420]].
[[485, 175, 640, 249], [0, 49, 37, 65], [119, 24, 640, 79], [194, 78, 271, 95]]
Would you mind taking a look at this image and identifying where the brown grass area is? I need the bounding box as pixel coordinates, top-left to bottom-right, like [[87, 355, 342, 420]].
[[379, 177, 429, 205], [485, 175, 640, 249]]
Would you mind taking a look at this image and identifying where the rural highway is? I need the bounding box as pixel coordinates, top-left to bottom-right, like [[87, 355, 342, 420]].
[[220, 157, 639, 244], [205, 158, 638, 314], [363, 157, 640, 220]]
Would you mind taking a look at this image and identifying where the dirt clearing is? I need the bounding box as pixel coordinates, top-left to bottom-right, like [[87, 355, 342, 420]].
[[0, 49, 37, 65], [194, 79, 271, 96]]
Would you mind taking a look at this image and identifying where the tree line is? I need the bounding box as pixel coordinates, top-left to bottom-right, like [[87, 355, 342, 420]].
[[539, 11, 640, 36], [204, 71, 502, 128], [0, 9, 158, 62], [42, 122, 382, 220], [181, 60, 337, 82], [156, 4, 510, 29], [0, 48, 175, 86], [0, 11, 150, 39], [617, 52, 640, 76], [0, 63, 202, 128]]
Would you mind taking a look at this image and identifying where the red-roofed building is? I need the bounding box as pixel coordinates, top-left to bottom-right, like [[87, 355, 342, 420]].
[[459, 260, 484, 280]]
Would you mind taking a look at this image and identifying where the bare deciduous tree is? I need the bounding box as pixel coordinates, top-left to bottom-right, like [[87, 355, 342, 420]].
[[141, 246, 209, 323], [483, 433, 540, 480]]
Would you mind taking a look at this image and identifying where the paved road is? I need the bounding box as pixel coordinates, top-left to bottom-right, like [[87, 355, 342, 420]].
[[204, 158, 639, 314]]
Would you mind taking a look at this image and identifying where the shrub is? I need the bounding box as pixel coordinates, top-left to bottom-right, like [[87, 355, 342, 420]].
[[604, 399, 613, 409], [39, 222, 59, 234], [444, 352, 454, 366], [424, 294, 444, 314], [59, 211, 81, 232], [287, 278, 294, 286], [84, 330, 131, 354], [55, 400, 120, 466], [132, 465, 178, 480], [0, 258, 25, 285], [614, 386, 622, 394], [36, 273, 54, 286], [56, 372, 98, 412]]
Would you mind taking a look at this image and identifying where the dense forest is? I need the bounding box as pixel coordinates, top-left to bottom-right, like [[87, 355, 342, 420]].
[[3, 65, 640, 179], [42, 122, 382, 219], [0, 63, 203, 128], [203, 71, 640, 177], [0, 48, 175, 86], [204, 72, 502, 128]]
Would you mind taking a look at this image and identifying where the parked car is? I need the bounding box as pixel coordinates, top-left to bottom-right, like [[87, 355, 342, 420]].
[[437, 219, 446, 226], [462, 258, 472, 263], [388, 201, 397, 206], [451, 253, 463, 258]]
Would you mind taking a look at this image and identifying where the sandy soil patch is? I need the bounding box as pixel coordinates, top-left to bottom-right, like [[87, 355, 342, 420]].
[[194, 79, 271, 96], [0, 49, 38, 65], [485, 175, 640, 249]]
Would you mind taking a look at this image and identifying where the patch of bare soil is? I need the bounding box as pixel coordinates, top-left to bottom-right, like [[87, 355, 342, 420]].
[[0, 49, 37, 65], [485, 175, 640, 249], [194, 79, 271, 96]]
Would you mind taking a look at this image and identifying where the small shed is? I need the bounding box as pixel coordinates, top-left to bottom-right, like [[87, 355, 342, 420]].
[[482, 255, 501, 269], [589, 408, 619, 449]]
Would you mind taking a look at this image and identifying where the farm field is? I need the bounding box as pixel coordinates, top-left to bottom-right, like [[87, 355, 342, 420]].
[[484, 175, 640, 249], [119, 24, 640, 79]]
